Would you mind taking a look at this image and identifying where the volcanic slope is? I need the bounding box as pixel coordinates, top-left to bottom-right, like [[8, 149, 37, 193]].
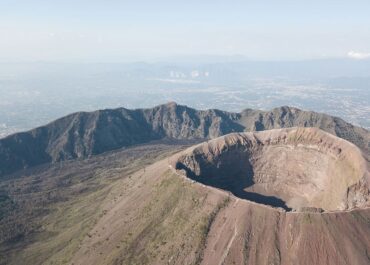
[[71, 128, 370, 265], [63, 128, 370, 265], [0, 102, 369, 177], [0, 140, 205, 265], [0, 128, 369, 264], [170, 128, 370, 265], [0, 102, 370, 265]]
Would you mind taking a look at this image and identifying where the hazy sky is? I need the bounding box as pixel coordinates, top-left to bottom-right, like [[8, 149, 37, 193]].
[[1, 0, 370, 62]]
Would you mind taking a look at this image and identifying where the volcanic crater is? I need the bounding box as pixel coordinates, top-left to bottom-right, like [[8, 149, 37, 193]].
[[174, 127, 370, 212]]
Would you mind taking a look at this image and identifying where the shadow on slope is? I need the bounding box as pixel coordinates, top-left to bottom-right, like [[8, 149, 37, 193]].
[[176, 162, 291, 211]]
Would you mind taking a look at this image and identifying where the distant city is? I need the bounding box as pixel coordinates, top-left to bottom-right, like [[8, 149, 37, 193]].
[[0, 59, 369, 138]]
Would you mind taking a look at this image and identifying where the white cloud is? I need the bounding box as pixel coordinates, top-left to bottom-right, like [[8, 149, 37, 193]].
[[347, 50, 370, 60]]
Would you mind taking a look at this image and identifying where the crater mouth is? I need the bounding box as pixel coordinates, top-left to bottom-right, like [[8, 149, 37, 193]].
[[173, 128, 370, 212]]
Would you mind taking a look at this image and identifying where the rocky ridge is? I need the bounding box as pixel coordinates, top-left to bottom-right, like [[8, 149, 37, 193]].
[[0, 102, 369, 176]]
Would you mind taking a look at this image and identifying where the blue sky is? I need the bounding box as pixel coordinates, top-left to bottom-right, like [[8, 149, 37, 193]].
[[1, 0, 370, 62]]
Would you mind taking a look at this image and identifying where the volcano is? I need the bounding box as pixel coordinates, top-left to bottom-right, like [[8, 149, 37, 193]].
[[1, 104, 370, 265]]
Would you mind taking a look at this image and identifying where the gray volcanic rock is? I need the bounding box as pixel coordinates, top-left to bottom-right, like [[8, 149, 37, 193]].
[[0, 102, 369, 176]]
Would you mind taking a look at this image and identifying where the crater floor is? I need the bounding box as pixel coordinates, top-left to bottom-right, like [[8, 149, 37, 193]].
[[173, 127, 370, 212]]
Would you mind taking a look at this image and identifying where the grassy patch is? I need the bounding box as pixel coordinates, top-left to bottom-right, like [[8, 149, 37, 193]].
[[106, 171, 225, 265]]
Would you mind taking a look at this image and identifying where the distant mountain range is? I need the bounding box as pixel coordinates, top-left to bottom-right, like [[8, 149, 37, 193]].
[[0, 102, 369, 176]]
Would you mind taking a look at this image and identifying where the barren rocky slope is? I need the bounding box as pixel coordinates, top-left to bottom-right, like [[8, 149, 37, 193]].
[[0, 103, 370, 265], [0, 102, 369, 176], [0, 141, 196, 265], [66, 129, 370, 265], [0, 128, 369, 264], [168, 128, 370, 265]]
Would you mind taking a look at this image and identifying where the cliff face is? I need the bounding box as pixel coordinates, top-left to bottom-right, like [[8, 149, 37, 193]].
[[0, 102, 369, 176]]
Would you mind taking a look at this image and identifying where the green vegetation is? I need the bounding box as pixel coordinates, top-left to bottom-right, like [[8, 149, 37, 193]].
[[303, 213, 312, 224]]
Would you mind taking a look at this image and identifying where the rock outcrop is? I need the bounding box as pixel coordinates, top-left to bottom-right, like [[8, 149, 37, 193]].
[[0, 102, 369, 176]]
